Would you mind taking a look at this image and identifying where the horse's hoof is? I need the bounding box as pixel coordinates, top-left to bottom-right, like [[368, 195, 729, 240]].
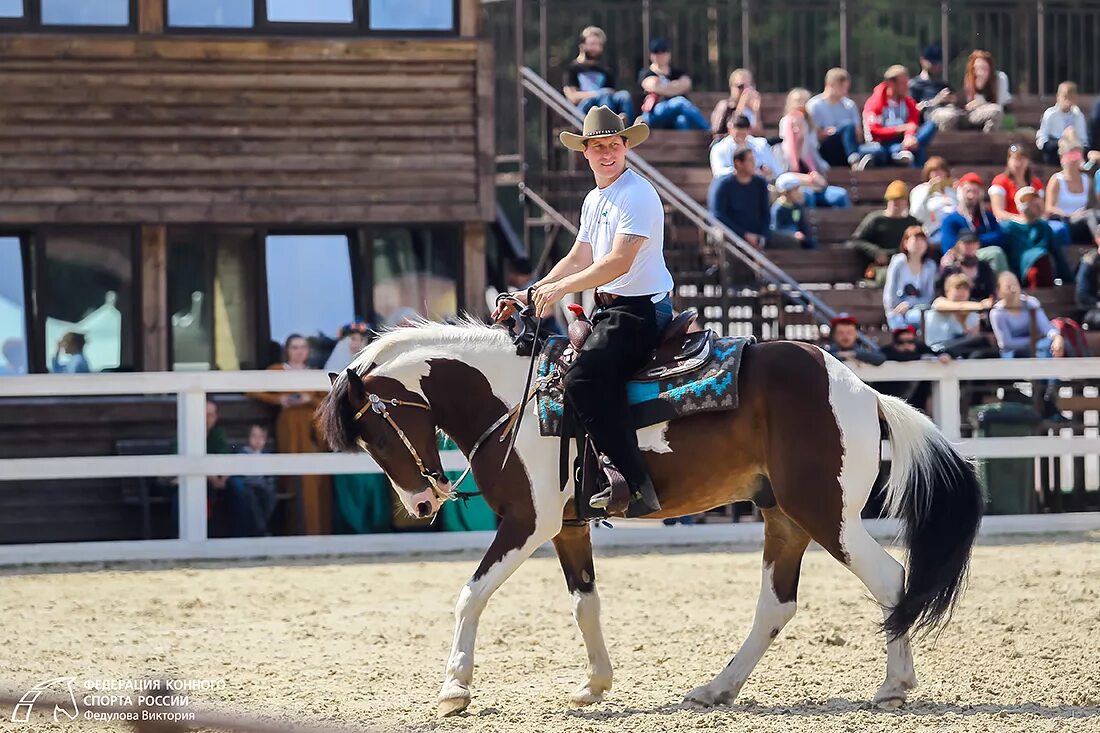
[[873, 678, 913, 710], [569, 685, 605, 706], [438, 695, 471, 717], [683, 684, 731, 708], [874, 695, 906, 711]]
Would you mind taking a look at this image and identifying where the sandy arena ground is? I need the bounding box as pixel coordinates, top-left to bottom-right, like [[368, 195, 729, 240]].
[[2, 536, 1099, 733]]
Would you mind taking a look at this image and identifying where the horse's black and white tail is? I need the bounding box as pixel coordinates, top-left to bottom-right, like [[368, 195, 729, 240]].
[[876, 393, 984, 640]]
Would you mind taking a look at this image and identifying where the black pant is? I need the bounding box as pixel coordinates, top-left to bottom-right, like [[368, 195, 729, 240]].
[[562, 295, 659, 489]]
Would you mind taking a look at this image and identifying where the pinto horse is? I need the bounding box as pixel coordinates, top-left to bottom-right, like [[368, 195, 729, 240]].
[[316, 319, 982, 716]]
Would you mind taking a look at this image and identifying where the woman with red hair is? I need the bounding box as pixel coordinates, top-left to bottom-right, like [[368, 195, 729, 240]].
[[932, 50, 1010, 132]]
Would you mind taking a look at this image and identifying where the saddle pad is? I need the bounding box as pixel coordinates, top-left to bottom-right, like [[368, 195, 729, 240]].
[[535, 335, 753, 437]]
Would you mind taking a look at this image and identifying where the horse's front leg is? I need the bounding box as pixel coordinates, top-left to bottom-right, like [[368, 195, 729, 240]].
[[439, 512, 562, 716], [552, 522, 612, 706]]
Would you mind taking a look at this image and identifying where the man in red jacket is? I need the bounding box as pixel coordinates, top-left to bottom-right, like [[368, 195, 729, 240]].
[[863, 65, 937, 167]]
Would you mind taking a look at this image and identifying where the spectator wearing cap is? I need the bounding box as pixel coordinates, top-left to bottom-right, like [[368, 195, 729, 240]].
[[808, 67, 882, 170], [940, 172, 1007, 271], [710, 111, 780, 179], [884, 225, 938, 329], [879, 325, 950, 409], [1045, 132, 1100, 243], [863, 64, 937, 166], [938, 231, 998, 304], [1002, 186, 1073, 286], [825, 314, 885, 366], [562, 26, 635, 119], [1037, 81, 1090, 166], [638, 38, 708, 130], [777, 87, 852, 209], [847, 180, 922, 284], [770, 173, 816, 249], [1074, 228, 1100, 330], [909, 156, 957, 246], [708, 147, 770, 249], [709, 68, 763, 138], [908, 44, 956, 124]]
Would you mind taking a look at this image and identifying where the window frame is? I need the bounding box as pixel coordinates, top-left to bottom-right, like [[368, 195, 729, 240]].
[[162, 0, 458, 37], [0, 0, 139, 33], [0, 230, 35, 374]]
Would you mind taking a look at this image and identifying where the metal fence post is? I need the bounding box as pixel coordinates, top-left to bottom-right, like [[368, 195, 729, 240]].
[[177, 389, 208, 542], [940, 0, 949, 72], [1037, 0, 1046, 97], [839, 0, 848, 72], [741, 0, 750, 70], [642, 0, 651, 70]]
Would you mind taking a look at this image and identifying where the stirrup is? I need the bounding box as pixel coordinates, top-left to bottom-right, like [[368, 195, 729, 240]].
[[588, 487, 612, 509]]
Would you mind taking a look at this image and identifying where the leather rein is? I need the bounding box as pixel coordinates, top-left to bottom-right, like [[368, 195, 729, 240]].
[[349, 293, 551, 506]]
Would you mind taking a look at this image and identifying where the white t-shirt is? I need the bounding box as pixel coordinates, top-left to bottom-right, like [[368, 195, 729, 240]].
[[710, 134, 780, 180], [576, 168, 674, 299]]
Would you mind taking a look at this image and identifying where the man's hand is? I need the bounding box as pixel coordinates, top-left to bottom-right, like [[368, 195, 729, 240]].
[[891, 302, 911, 315], [938, 353, 952, 364], [902, 134, 919, 150], [491, 290, 529, 323], [533, 282, 568, 319], [1051, 334, 1065, 358], [794, 231, 805, 240], [933, 88, 954, 105], [743, 232, 761, 248]]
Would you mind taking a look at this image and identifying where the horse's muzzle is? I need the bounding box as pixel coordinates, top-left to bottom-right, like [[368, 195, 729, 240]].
[[408, 481, 448, 519]]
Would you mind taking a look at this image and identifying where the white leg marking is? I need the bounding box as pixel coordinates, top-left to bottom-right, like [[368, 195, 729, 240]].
[[568, 588, 614, 705], [684, 562, 796, 707]]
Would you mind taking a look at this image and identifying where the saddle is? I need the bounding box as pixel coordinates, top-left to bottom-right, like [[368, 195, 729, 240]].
[[566, 306, 712, 381]]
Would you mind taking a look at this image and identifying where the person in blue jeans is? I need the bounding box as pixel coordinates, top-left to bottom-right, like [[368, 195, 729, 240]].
[[562, 26, 635, 120], [807, 67, 882, 170], [863, 65, 938, 167], [638, 38, 709, 130]]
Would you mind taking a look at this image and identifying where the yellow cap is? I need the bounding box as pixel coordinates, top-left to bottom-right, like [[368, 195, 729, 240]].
[[884, 180, 910, 201]]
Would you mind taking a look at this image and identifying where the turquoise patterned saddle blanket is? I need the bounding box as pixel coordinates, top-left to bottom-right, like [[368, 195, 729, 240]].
[[534, 335, 753, 437]]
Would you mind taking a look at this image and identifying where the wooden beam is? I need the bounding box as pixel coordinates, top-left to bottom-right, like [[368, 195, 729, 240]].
[[138, 0, 165, 34], [141, 225, 168, 371], [460, 0, 480, 36], [462, 222, 488, 318], [475, 40, 495, 221]]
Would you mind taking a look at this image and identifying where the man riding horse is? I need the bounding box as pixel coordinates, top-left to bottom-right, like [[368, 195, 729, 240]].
[[493, 105, 673, 516]]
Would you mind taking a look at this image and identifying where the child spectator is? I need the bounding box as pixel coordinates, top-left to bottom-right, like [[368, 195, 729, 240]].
[[925, 274, 989, 357], [824, 313, 885, 365], [770, 173, 816, 249], [863, 65, 937, 166], [847, 180, 921, 283], [884, 226, 937, 329], [638, 38, 708, 130], [778, 87, 852, 208], [708, 147, 770, 249], [808, 67, 880, 170], [909, 156, 957, 246], [1037, 81, 1089, 166], [562, 26, 634, 119], [710, 68, 763, 138], [231, 424, 278, 536], [990, 272, 1063, 358]]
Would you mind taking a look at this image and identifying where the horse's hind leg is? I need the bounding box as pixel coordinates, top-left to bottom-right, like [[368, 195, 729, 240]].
[[684, 508, 809, 707], [552, 523, 613, 706]]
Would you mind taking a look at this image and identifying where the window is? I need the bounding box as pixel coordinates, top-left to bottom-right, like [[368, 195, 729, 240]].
[[167, 0, 252, 28], [369, 0, 454, 31], [42, 230, 136, 373], [265, 234, 355, 350], [371, 226, 458, 324], [0, 0, 23, 18], [168, 229, 258, 371], [0, 237, 28, 375], [41, 0, 129, 25], [267, 0, 352, 23]]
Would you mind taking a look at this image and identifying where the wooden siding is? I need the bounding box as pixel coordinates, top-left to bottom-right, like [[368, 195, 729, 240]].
[[0, 37, 494, 225]]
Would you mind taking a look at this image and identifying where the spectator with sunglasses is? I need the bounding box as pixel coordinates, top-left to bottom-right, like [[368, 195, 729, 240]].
[[709, 68, 763, 138], [878, 326, 950, 411]]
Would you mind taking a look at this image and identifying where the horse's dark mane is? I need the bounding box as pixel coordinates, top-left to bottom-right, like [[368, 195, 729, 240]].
[[316, 377, 359, 453]]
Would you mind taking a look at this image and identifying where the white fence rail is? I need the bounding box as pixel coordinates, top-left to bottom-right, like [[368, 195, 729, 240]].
[[1, 357, 1098, 565]]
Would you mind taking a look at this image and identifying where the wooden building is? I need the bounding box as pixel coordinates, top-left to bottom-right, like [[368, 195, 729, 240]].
[[0, 0, 495, 543]]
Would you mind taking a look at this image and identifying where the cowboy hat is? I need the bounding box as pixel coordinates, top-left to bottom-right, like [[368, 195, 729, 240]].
[[559, 105, 649, 152]]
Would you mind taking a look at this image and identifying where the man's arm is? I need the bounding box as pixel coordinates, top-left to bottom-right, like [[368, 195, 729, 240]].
[[563, 85, 598, 105], [537, 239, 594, 286], [552, 233, 646, 293]]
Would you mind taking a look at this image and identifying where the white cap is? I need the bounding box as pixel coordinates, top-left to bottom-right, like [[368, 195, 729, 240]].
[[775, 172, 802, 193]]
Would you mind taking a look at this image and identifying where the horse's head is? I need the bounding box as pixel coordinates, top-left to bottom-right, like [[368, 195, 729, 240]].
[[320, 366, 450, 520]]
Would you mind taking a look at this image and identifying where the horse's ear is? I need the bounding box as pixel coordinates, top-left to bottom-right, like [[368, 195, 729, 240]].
[[345, 368, 367, 403], [327, 372, 339, 386]]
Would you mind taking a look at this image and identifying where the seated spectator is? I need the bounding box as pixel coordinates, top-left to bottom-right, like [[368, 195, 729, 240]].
[[932, 50, 1008, 132], [863, 65, 937, 166], [940, 172, 1008, 272], [562, 26, 634, 119], [879, 326, 950, 408], [989, 144, 1046, 224], [227, 424, 279, 537], [51, 331, 90, 374], [824, 313, 885, 365], [884, 226, 937, 329], [926, 273, 991, 357], [847, 180, 921, 283], [909, 156, 957, 245], [770, 173, 816, 249], [938, 231, 998, 304], [1090, 95, 1100, 165], [710, 67, 763, 138], [778, 87, 852, 209], [1075, 229, 1100, 330], [990, 271, 1064, 358], [638, 38, 708, 130], [0, 338, 26, 375], [808, 67, 880, 170], [323, 319, 372, 373], [1001, 187, 1073, 286], [909, 44, 956, 124], [1045, 133, 1099, 243], [1037, 81, 1089, 166], [708, 148, 769, 249], [710, 112, 779, 179]]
